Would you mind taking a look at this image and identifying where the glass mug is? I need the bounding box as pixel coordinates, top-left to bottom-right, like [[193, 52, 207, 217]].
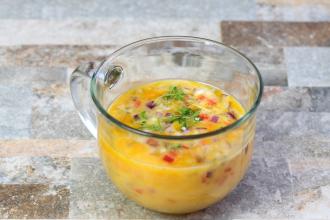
[[70, 36, 263, 214]]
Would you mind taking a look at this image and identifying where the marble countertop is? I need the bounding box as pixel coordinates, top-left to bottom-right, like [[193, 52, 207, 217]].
[[0, 0, 330, 219]]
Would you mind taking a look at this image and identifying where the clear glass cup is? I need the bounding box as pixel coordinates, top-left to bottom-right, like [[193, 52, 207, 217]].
[[70, 36, 263, 214]]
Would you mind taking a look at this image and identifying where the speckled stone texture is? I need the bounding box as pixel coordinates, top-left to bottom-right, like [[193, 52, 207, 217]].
[[0, 0, 330, 219]]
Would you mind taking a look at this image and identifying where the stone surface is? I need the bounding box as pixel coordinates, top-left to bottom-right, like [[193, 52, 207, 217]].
[[0, 67, 67, 86], [0, 19, 221, 46], [256, 0, 330, 21], [0, 45, 116, 68], [238, 47, 287, 85], [0, 139, 97, 157], [0, 0, 255, 20], [254, 135, 330, 159], [260, 87, 330, 112], [221, 21, 330, 47], [0, 85, 32, 138], [289, 158, 330, 193], [292, 185, 330, 219], [289, 157, 330, 218], [0, 157, 70, 185], [0, 67, 92, 139], [31, 83, 92, 139], [285, 47, 330, 87], [0, 184, 69, 219], [256, 111, 330, 141]]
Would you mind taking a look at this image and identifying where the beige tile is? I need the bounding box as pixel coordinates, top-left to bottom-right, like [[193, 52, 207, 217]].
[[0, 139, 97, 157]]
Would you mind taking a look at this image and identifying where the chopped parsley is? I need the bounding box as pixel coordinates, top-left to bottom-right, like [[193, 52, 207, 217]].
[[168, 143, 182, 150], [162, 86, 186, 101], [167, 107, 201, 129], [137, 111, 163, 132], [142, 119, 163, 132], [138, 111, 148, 126]]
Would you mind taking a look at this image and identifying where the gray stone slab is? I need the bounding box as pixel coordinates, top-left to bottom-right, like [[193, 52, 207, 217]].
[[31, 82, 92, 139], [0, 67, 72, 139], [0, 67, 67, 86], [254, 135, 330, 159], [0, 19, 221, 46], [256, 111, 330, 141], [256, 0, 330, 21], [309, 87, 330, 112], [0, 86, 32, 138], [260, 87, 312, 112], [291, 185, 330, 218], [285, 47, 330, 87], [0, 67, 91, 139], [260, 87, 330, 112], [0, 0, 255, 20], [288, 156, 330, 218], [289, 158, 330, 193], [0, 157, 70, 185], [237, 47, 287, 86]]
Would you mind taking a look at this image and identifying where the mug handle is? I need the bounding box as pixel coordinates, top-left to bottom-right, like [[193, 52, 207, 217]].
[[69, 62, 100, 138]]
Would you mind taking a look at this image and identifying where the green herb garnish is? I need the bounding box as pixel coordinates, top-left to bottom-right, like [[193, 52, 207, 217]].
[[143, 121, 163, 132], [139, 114, 163, 132], [167, 107, 201, 129], [162, 86, 186, 101], [139, 111, 148, 125], [168, 144, 182, 150]]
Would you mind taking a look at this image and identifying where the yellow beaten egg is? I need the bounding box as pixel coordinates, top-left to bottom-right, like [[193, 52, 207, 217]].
[[98, 80, 254, 213]]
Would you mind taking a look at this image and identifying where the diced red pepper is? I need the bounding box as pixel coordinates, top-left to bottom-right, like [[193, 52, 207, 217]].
[[199, 113, 209, 120], [207, 99, 217, 106], [133, 100, 141, 107], [163, 152, 176, 163], [197, 95, 206, 100], [163, 154, 174, 163]]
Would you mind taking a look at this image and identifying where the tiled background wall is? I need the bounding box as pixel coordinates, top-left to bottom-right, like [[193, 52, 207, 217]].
[[0, 0, 329, 219]]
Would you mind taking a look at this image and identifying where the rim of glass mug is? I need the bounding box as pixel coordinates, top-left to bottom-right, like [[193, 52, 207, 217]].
[[90, 36, 263, 140]]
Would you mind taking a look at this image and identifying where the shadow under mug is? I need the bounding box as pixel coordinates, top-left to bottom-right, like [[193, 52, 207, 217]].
[[70, 36, 263, 214]]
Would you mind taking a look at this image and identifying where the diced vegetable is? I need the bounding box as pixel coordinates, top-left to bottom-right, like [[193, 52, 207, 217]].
[[133, 114, 140, 120], [227, 112, 237, 120], [146, 138, 159, 147], [207, 99, 217, 106], [167, 107, 201, 129], [198, 113, 209, 121], [163, 154, 175, 163], [210, 115, 219, 123], [146, 101, 157, 109], [162, 86, 186, 101], [133, 100, 141, 107]]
